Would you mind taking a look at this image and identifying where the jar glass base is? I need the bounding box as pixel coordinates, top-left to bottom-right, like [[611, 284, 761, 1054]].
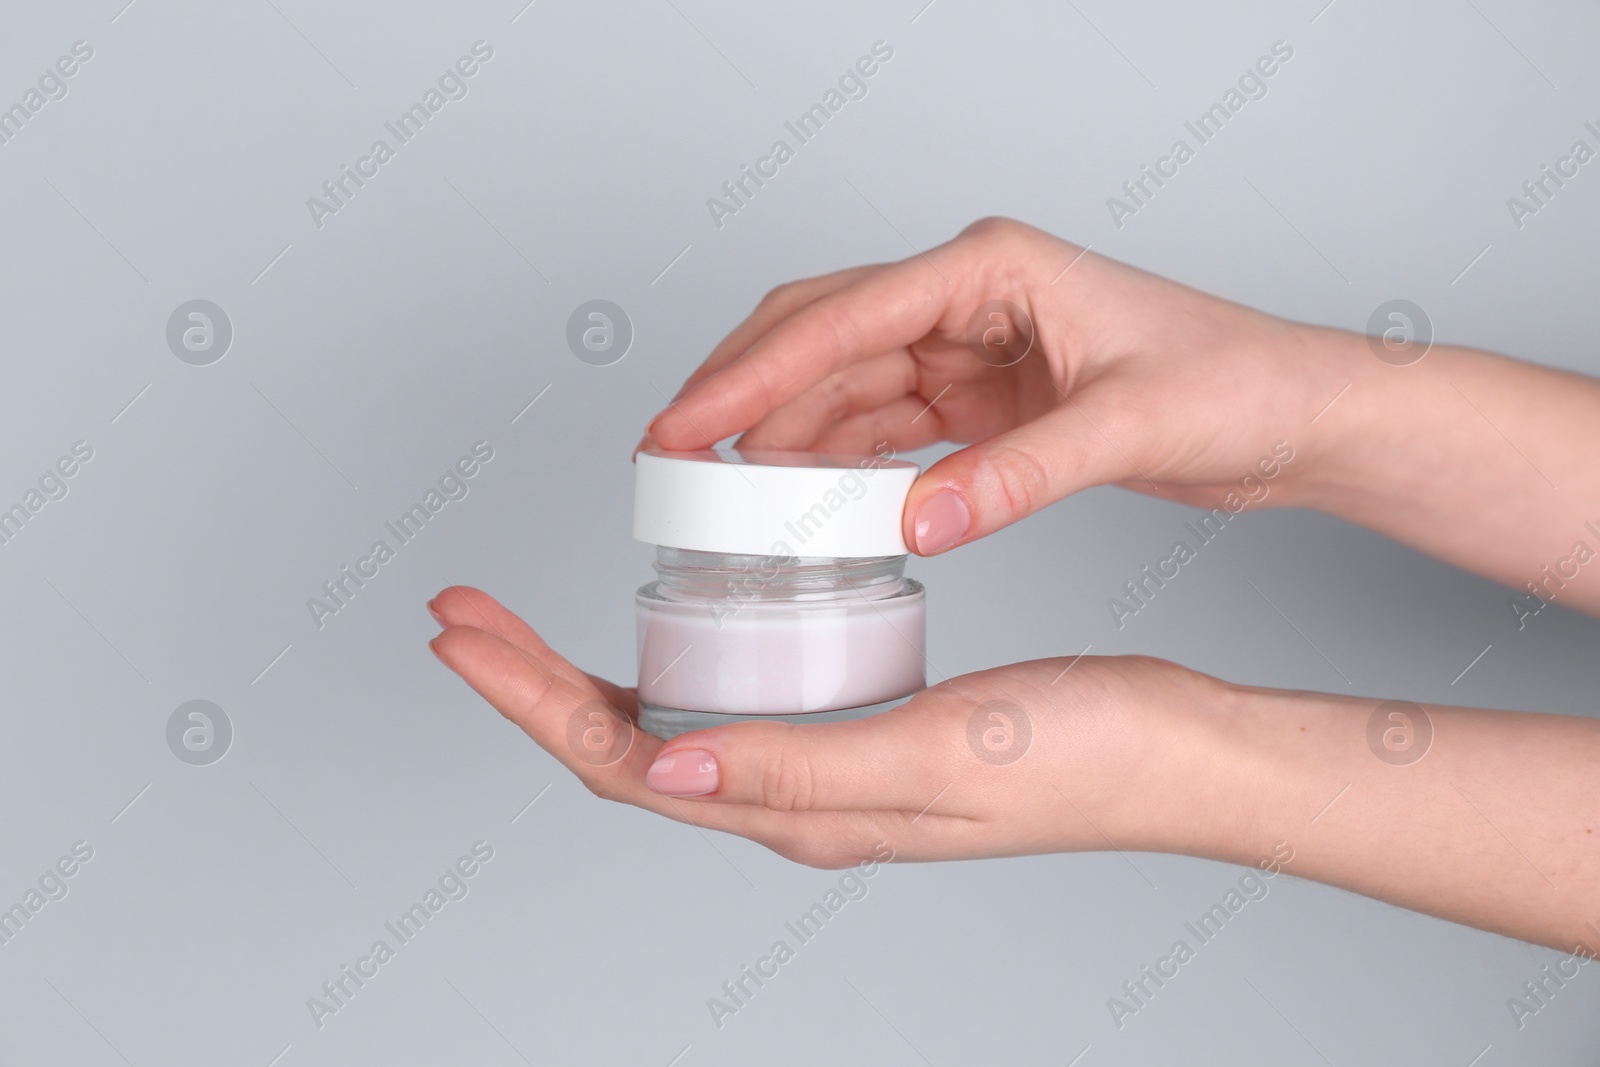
[[638, 694, 917, 741]]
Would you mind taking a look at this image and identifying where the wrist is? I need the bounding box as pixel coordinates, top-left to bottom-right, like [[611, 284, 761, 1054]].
[[1260, 320, 1379, 513], [1091, 670, 1339, 868], [1274, 319, 1493, 522]]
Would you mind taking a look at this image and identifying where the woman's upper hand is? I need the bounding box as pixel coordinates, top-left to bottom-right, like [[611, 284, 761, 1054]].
[[642, 218, 1353, 554], [426, 585, 1227, 868]]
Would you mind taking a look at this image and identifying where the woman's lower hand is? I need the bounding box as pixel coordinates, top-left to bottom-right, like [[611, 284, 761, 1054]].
[[426, 585, 1227, 867]]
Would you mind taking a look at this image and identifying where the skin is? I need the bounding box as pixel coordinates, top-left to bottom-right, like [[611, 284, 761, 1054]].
[[430, 218, 1600, 952]]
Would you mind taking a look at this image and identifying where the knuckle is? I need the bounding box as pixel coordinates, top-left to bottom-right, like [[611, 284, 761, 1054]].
[[768, 833, 841, 869], [809, 300, 862, 360], [755, 728, 817, 812], [508, 651, 559, 706], [960, 215, 1018, 240], [815, 371, 857, 421], [976, 443, 1053, 522], [792, 846, 841, 870], [959, 216, 1042, 252], [759, 279, 807, 311], [759, 822, 884, 870]]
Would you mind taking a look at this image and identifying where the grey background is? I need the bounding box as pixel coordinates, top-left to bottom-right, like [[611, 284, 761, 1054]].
[[3, 0, 1598, 1063]]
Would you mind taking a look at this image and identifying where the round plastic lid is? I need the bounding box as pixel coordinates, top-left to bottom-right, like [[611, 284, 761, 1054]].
[[633, 448, 920, 558]]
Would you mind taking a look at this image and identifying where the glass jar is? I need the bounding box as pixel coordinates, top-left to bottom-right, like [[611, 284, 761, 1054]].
[[632, 449, 926, 739], [636, 547, 925, 738]]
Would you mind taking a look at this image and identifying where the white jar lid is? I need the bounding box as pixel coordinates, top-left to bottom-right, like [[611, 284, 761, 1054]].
[[634, 448, 920, 558]]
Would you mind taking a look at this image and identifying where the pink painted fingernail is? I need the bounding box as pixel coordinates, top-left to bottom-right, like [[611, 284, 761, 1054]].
[[633, 432, 657, 459], [646, 748, 719, 797], [913, 490, 971, 554]]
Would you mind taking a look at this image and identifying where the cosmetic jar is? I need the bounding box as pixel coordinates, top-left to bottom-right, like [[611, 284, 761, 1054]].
[[633, 448, 925, 740]]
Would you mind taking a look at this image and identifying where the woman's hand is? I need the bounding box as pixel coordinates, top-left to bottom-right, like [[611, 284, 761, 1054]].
[[429, 584, 1600, 950], [641, 217, 1351, 554], [425, 585, 1230, 868]]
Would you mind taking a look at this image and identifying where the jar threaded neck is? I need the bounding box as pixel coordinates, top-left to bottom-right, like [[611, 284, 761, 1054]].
[[651, 546, 907, 602]]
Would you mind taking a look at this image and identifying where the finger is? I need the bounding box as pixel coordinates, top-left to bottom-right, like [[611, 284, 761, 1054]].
[[641, 702, 976, 814], [803, 395, 950, 456], [797, 353, 1044, 456], [648, 253, 952, 449], [431, 585, 642, 722], [635, 267, 879, 454], [425, 630, 774, 838], [688, 266, 881, 394], [431, 624, 661, 793], [429, 623, 803, 841], [428, 586, 590, 688], [429, 585, 540, 650], [585, 674, 639, 719], [429, 616, 1014, 862], [735, 350, 919, 450], [902, 392, 1132, 554]]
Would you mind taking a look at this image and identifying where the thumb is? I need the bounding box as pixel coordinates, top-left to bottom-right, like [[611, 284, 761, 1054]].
[[643, 705, 970, 814], [904, 396, 1135, 554]]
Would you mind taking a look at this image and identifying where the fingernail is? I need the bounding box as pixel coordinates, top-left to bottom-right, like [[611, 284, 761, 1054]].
[[632, 432, 656, 459], [913, 490, 971, 554], [427, 599, 446, 627], [646, 748, 719, 797]]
